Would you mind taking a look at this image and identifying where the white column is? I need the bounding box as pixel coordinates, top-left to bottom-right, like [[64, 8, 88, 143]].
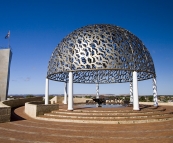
[[68, 72, 73, 110], [96, 83, 99, 99], [153, 77, 158, 106], [133, 71, 139, 110], [130, 82, 133, 104], [63, 82, 68, 104], [45, 78, 49, 105]]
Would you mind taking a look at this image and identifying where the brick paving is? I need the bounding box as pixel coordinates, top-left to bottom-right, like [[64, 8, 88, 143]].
[[0, 105, 173, 143]]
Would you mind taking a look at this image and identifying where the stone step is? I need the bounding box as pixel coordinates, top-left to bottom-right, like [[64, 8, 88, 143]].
[[38, 114, 173, 124], [39, 105, 171, 124], [51, 111, 166, 116], [52, 110, 166, 115], [59, 104, 165, 110], [44, 112, 173, 120], [59, 108, 165, 113]]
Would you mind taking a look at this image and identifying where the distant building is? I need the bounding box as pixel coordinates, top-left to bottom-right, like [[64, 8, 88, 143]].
[[0, 48, 12, 101]]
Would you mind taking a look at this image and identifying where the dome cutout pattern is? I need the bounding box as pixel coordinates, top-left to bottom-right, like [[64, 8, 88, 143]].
[[47, 24, 155, 83]]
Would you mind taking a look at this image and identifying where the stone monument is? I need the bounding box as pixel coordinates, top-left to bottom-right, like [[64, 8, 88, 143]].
[[0, 48, 12, 101]]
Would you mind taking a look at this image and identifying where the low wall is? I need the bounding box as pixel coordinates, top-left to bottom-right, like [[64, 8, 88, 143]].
[[73, 97, 92, 104], [0, 102, 11, 123], [0, 97, 43, 123], [25, 101, 59, 118], [2, 97, 43, 108], [139, 102, 173, 106], [50, 96, 64, 104]]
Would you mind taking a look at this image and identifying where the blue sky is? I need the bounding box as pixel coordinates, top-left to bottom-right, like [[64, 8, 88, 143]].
[[0, 0, 173, 95]]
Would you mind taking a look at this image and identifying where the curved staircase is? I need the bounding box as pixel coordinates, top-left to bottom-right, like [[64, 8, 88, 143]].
[[37, 104, 173, 124]]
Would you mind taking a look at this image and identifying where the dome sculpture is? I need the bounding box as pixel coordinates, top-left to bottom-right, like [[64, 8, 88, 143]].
[[47, 24, 156, 84]]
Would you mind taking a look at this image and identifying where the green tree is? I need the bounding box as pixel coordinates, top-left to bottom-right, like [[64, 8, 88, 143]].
[[124, 96, 130, 102], [148, 96, 153, 102], [139, 96, 146, 102], [49, 95, 54, 100], [85, 95, 92, 98], [26, 95, 35, 98], [163, 96, 169, 102]]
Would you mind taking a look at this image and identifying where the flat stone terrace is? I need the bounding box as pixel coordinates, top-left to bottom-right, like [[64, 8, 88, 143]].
[[0, 105, 173, 143]]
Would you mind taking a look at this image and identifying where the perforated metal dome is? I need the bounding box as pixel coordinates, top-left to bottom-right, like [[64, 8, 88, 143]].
[[47, 24, 156, 83]]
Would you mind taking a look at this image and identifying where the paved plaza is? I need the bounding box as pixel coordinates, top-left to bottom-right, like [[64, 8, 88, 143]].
[[0, 105, 173, 143]]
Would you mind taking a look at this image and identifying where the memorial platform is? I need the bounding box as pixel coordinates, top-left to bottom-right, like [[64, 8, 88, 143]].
[[0, 105, 173, 143]]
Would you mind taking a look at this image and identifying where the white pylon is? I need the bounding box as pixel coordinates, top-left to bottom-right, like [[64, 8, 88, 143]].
[[133, 71, 139, 110], [45, 78, 49, 105], [68, 72, 73, 110], [64, 82, 68, 104], [96, 70, 99, 99], [96, 83, 99, 99], [130, 82, 133, 104], [153, 77, 158, 107]]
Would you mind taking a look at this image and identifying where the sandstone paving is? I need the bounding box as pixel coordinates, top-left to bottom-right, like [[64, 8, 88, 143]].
[[0, 106, 173, 143]]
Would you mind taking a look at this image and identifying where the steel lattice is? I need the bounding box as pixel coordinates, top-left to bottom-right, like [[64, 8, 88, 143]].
[[47, 24, 156, 83]]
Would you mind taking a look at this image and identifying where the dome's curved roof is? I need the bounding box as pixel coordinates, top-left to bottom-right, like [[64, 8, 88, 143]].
[[47, 24, 156, 83]]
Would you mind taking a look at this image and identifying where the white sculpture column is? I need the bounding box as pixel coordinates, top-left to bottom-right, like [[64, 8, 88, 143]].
[[63, 82, 68, 104], [68, 72, 73, 110], [133, 71, 139, 110], [153, 77, 158, 107], [45, 78, 49, 105], [96, 71, 99, 99], [96, 83, 99, 99], [130, 82, 133, 104]]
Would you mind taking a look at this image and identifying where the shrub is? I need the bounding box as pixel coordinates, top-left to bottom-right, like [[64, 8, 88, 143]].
[[139, 96, 146, 102], [85, 95, 92, 98], [26, 95, 35, 98], [148, 96, 153, 102]]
